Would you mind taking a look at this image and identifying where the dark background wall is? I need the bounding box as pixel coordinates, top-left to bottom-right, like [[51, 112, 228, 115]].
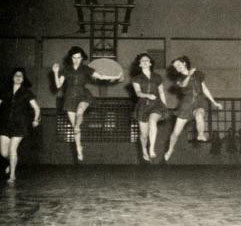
[[0, 0, 240, 164]]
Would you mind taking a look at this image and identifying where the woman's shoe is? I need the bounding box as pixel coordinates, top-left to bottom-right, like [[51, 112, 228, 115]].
[[197, 135, 208, 142], [164, 151, 172, 162], [7, 177, 16, 183], [149, 152, 156, 158], [160, 156, 167, 164], [143, 153, 151, 161], [77, 147, 83, 161]]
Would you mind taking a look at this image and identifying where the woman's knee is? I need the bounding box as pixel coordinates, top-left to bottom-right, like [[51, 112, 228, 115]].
[[1, 151, 9, 159], [0, 143, 10, 158], [76, 102, 89, 114], [149, 119, 157, 128], [149, 115, 159, 127], [194, 108, 205, 118], [76, 107, 84, 116], [140, 130, 148, 139], [139, 127, 149, 139]]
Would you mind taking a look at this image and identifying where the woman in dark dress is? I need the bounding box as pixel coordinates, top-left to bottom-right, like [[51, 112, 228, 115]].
[[52, 46, 122, 161], [164, 56, 223, 161], [0, 68, 40, 183], [131, 53, 168, 161]]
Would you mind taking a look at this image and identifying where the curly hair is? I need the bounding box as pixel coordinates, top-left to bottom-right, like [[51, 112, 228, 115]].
[[167, 55, 191, 81], [64, 46, 88, 66], [130, 53, 155, 77], [10, 67, 32, 88]]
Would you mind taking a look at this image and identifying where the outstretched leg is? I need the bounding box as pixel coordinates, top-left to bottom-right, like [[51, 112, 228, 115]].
[[194, 108, 206, 141], [0, 135, 11, 173], [148, 113, 161, 158], [139, 121, 150, 161], [164, 117, 188, 161], [67, 111, 82, 161], [8, 137, 23, 182], [67, 102, 89, 161]]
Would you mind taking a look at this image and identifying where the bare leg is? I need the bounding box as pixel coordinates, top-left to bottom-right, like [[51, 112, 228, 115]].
[[149, 113, 161, 158], [8, 137, 23, 182], [67, 102, 89, 161], [139, 122, 150, 161], [67, 111, 83, 161], [164, 118, 188, 161], [0, 135, 11, 173], [194, 108, 206, 141], [74, 102, 89, 160]]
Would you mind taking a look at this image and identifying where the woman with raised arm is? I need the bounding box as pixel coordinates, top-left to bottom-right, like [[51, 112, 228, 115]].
[[131, 53, 168, 161], [164, 56, 223, 162], [52, 46, 122, 161], [0, 68, 40, 183]]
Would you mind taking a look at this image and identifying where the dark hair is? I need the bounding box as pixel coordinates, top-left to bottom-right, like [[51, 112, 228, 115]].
[[130, 53, 155, 77], [167, 55, 191, 81], [10, 67, 32, 88], [171, 55, 191, 70], [64, 46, 88, 66]]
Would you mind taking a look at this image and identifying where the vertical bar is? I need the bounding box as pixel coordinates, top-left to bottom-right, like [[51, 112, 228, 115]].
[[35, 37, 43, 69], [114, 6, 118, 60], [103, 10, 106, 51], [208, 101, 213, 138], [122, 0, 134, 33], [165, 37, 172, 68], [231, 100, 236, 136], [90, 7, 94, 61]]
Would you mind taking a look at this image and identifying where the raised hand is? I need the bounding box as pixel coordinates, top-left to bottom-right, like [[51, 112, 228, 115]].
[[52, 63, 60, 74], [214, 102, 223, 110], [117, 72, 124, 82], [32, 120, 39, 127]]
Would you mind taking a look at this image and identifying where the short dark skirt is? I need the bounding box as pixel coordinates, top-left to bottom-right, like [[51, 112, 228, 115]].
[[0, 120, 29, 138], [134, 98, 169, 122], [63, 92, 93, 112], [175, 95, 207, 120]]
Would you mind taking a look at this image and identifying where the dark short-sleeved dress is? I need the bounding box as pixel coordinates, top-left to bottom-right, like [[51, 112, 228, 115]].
[[132, 72, 168, 122], [0, 86, 35, 137], [175, 71, 207, 120], [61, 64, 95, 112]]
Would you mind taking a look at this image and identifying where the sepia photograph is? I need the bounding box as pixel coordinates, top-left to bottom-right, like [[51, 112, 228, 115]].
[[0, 0, 241, 225]]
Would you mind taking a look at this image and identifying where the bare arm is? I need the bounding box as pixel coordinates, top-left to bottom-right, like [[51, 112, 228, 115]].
[[0, 99, 2, 106], [158, 84, 167, 106], [52, 63, 65, 88], [29, 99, 41, 127], [132, 83, 156, 100], [177, 68, 196, 87], [202, 82, 223, 109]]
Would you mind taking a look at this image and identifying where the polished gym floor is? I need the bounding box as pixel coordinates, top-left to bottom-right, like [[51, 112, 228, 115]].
[[0, 165, 241, 226]]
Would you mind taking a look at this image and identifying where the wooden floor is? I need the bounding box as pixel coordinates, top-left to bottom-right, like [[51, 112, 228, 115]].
[[0, 165, 241, 226]]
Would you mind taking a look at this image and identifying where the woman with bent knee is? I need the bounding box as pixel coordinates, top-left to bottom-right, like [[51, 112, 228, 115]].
[[0, 68, 40, 183], [131, 53, 168, 161], [164, 56, 223, 162], [52, 46, 122, 161]]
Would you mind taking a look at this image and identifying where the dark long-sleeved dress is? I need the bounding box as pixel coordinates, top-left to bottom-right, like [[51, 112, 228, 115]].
[[61, 64, 95, 112], [175, 71, 207, 120], [132, 72, 168, 122], [0, 86, 35, 137]]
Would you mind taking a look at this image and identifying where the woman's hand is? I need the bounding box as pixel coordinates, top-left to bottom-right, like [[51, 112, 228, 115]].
[[32, 120, 39, 128], [147, 94, 157, 100], [52, 63, 60, 74], [116, 72, 124, 82], [109, 72, 124, 83], [213, 102, 223, 110]]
